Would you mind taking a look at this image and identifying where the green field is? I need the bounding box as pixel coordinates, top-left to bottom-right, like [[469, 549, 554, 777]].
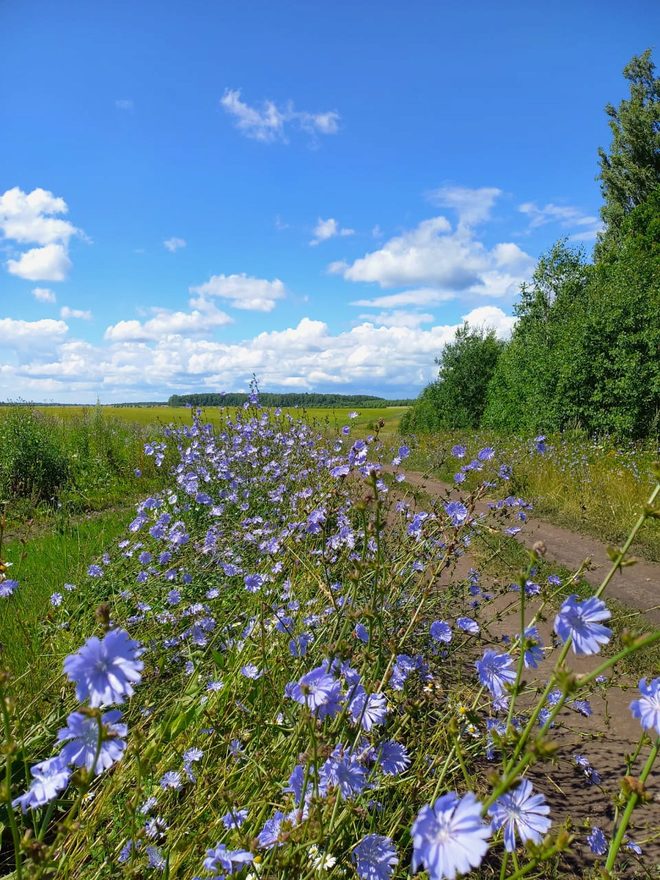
[[27, 404, 408, 436]]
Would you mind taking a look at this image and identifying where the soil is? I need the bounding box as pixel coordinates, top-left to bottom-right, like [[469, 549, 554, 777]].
[[395, 466, 660, 876]]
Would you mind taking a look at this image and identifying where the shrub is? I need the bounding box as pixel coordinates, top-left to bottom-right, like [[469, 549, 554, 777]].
[[0, 407, 69, 502]]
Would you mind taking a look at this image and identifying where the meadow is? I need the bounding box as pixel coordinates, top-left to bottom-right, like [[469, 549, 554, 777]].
[[0, 399, 658, 879]]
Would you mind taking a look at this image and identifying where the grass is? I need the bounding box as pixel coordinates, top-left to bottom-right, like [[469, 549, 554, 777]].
[[402, 429, 660, 561], [0, 507, 134, 692], [0, 406, 658, 879]]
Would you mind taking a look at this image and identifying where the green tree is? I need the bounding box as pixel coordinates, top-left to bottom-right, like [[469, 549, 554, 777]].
[[401, 323, 505, 432], [483, 242, 590, 432], [597, 49, 660, 255]]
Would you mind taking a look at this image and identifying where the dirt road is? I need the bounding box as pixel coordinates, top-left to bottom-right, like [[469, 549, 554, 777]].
[[398, 468, 660, 625]]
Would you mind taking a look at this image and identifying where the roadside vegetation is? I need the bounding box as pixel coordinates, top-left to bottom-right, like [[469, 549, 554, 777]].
[[0, 399, 658, 880]]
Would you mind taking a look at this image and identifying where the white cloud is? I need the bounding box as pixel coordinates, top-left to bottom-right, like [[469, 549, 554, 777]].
[[163, 237, 186, 252], [2, 306, 518, 402], [310, 217, 355, 246], [104, 300, 232, 343], [357, 310, 435, 328], [0, 187, 80, 246], [115, 99, 134, 111], [427, 185, 502, 226], [0, 317, 68, 353], [518, 201, 603, 241], [351, 288, 457, 309], [332, 215, 534, 297], [32, 287, 56, 303], [220, 89, 340, 143], [1, 187, 84, 281], [60, 306, 93, 320], [189, 273, 286, 312], [7, 244, 72, 281]]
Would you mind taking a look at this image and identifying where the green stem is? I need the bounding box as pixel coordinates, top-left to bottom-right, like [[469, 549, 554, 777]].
[[0, 684, 23, 880], [605, 738, 659, 872]]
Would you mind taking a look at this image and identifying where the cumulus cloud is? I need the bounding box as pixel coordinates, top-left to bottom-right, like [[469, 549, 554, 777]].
[[220, 89, 340, 143], [164, 237, 186, 252], [0, 317, 68, 353], [7, 244, 72, 281], [189, 273, 286, 312], [427, 185, 502, 226], [332, 215, 534, 298], [518, 201, 603, 241], [60, 306, 93, 320], [104, 300, 232, 343], [310, 217, 355, 246], [1, 187, 84, 281], [32, 287, 56, 303], [2, 307, 518, 402], [356, 310, 435, 328]]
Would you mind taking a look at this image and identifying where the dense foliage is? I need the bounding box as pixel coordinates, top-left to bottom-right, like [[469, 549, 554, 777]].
[[168, 393, 413, 408], [1, 400, 658, 879], [400, 325, 504, 432], [404, 50, 660, 439]]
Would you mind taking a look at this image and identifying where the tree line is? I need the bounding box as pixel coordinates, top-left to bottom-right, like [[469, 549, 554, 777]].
[[402, 50, 659, 440], [168, 392, 414, 408]]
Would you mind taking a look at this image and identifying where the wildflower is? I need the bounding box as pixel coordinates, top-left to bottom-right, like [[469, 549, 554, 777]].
[[430, 620, 452, 644], [203, 843, 254, 873], [320, 744, 368, 798], [411, 791, 490, 879], [289, 665, 342, 715], [309, 845, 337, 871], [573, 754, 601, 785], [241, 664, 262, 679], [50, 592, 63, 607], [13, 756, 71, 811], [587, 827, 607, 855], [629, 678, 660, 736], [355, 623, 369, 643], [88, 564, 104, 577], [477, 447, 495, 461], [456, 617, 479, 635], [183, 746, 203, 781], [57, 709, 127, 773], [63, 628, 144, 707], [349, 688, 388, 731], [522, 626, 544, 669], [445, 501, 468, 527], [159, 771, 182, 790], [377, 740, 411, 776], [147, 846, 166, 870], [257, 810, 289, 848], [624, 837, 642, 855], [534, 435, 547, 454], [352, 834, 398, 880], [451, 445, 466, 458], [489, 780, 551, 851], [0, 579, 18, 597], [222, 809, 248, 829], [554, 595, 611, 655], [476, 651, 516, 698], [244, 573, 264, 593]]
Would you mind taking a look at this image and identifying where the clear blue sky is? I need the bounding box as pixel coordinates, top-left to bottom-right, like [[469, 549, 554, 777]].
[[0, 0, 656, 401]]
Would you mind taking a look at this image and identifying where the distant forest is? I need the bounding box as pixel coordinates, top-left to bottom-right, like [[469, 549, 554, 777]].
[[402, 50, 660, 440], [168, 393, 413, 408]]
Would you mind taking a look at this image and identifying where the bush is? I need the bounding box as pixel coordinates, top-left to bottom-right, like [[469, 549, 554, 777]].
[[0, 407, 69, 502]]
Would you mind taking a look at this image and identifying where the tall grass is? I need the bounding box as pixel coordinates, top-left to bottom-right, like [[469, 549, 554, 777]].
[[403, 429, 660, 560], [0, 404, 657, 879]]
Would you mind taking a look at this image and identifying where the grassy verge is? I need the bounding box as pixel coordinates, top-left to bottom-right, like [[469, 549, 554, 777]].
[[0, 506, 141, 689], [402, 429, 660, 561]]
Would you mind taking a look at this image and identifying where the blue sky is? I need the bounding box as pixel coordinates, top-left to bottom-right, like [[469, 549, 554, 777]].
[[1, 0, 657, 402]]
